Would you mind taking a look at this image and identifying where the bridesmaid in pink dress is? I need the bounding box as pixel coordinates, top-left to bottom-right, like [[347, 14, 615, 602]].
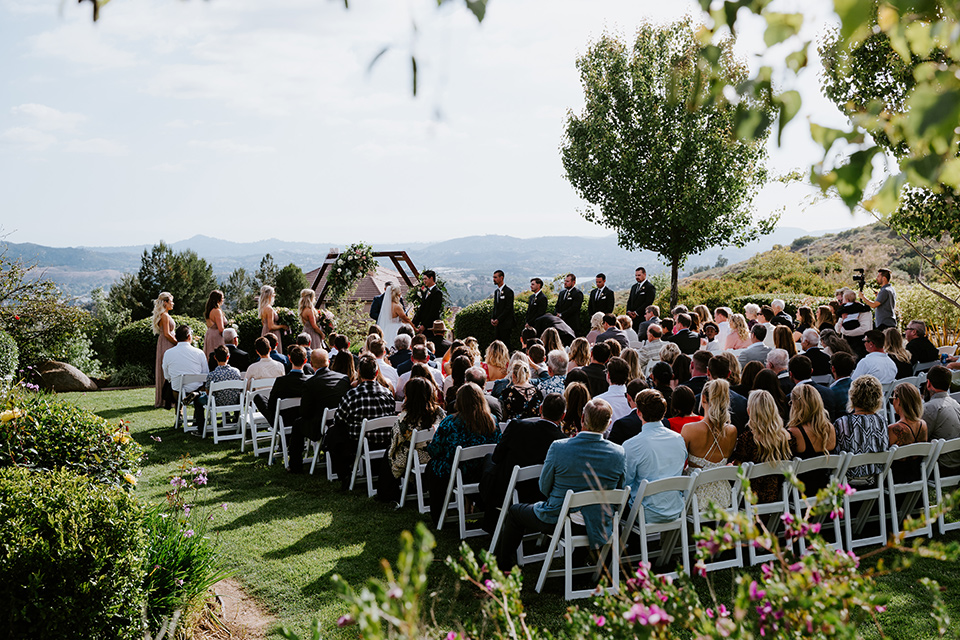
[[203, 290, 226, 359], [153, 292, 177, 408], [299, 288, 327, 350], [259, 285, 288, 347]]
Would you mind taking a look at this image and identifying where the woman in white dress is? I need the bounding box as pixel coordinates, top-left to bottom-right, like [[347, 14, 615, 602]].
[[377, 284, 413, 346], [682, 378, 738, 510]]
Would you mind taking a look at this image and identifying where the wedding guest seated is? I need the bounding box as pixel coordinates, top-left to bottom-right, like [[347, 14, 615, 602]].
[[794, 305, 816, 341], [829, 352, 856, 413], [701, 321, 722, 354], [586, 312, 605, 344], [330, 348, 358, 386], [729, 389, 792, 503], [426, 383, 501, 525], [368, 338, 399, 389], [737, 325, 772, 368], [637, 324, 666, 374], [605, 338, 623, 359], [752, 368, 790, 424], [464, 337, 483, 365], [703, 353, 749, 432], [396, 345, 444, 399], [834, 375, 889, 483], [608, 378, 651, 444], [683, 350, 710, 395], [536, 349, 568, 396], [636, 305, 661, 340], [567, 337, 591, 373], [479, 392, 566, 532], [743, 303, 760, 329], [672, 353, 692, 388], [397, 334, 437, 375], [254, 346, 309, 449], [666, 385, 700, 434], [773, 325, 797, 359], [851, 330, 897, 385], [714, 307, 732, 346], [883, 328, 914, 379], [560, 381, 591, 437], [820, 328, 855, 358], [725, 313, 752, 350], [621, 348, 642, 383], [375, 377, 446, 503], [483, 340, 510, 384], [800, 329, 832, 377], [682, 379, 738, 510], [765, 348, 793, 397], [597, 314, 628, 347], [533, 313, 576, 347], [540, 327, 565, 354], [817, 305, 836, 333], [660, 317, 675, 337], [923, 366, 960, 475], [212, 327, 249, 373], [296, 333, 313, 361], [758, 307, 776, 347], [287, 349, 350, 474], [789, 355, 838, 420], [649, 361, 674, 410], [264, 333, 290, 372], [596, 356, 632, 423], [464, 366, 504, 422], [664, 313, 699, 355], [618, 314, 639, 343], [888, 382, 928, 483], [244, 337, 285, 382], [787, 384, 837, 494], [770, 299, 795, 330], [494, 398, 624, 571], [193, 345, 242, 428], [733, 360, 764, 398], [443, 354, 474, 410], [623, 389, 687, 520], [528, 344, 549, 379], [501, 359, 544, 421], [904, 320, 940, 365], [389, 333, 413, 369], [577, 341, 611, 398], [162, 324, 209, 424], [325, 355, 397, 490]]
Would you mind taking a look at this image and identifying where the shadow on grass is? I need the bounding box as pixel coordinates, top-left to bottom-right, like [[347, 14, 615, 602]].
[[95, 404, 162, 420]]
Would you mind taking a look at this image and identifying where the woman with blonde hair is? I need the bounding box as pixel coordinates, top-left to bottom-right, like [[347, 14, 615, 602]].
[[501, 357, 543, 420], [586, 312, 605, 344], [658, 341, 681, 367], [483, 340, 510, 382], [888, 382, 928, 482], [463, 336, 482, 364], [682, 379, 738, 509], [730, 390, 793, 502], [884, 328, 913, 379], [621, 348, 642, 382], [203, 290, 226, 359], [817, 305, 836, 332], [541, 327, 563, 355], [719, 352, 742, 386], [299, 289, 327, 350], [725, 313, 751, 350], [567, 337, 591, 372], [259, 285, 288, 345], [561, 381, 591, 437], [693, 304, 711, 326], [788, 384, 837, 493], [152, 292, 176, 408], [773, 325, 797, 358]]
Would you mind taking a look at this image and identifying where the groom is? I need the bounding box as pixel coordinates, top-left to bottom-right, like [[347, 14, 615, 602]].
[[413, 270, 443, 343]]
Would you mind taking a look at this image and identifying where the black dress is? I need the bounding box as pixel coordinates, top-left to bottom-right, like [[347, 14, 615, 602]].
[[791, 427, 832, 495]]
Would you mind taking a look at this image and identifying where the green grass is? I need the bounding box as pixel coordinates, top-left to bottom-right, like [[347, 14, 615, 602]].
[[72, 388, 960, 639]]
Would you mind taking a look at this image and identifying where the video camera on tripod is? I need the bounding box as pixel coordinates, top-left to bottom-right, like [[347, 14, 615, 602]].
[[852, 268, 866, 293]]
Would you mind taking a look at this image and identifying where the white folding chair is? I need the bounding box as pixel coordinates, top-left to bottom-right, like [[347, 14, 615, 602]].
[[489, 464, 547, 566], [913, 360, 937, 375], [241, 378, 275, 455], [437, 443, 498, 539], [881, 382, 896, 423], [173, 373, 208, 432], [267, 397, 301, 467], [687, 466, 744, 572], [744, 460, 796, 565], [535, 487, 631, 600], [621, 475, 697, 578], [841, 449, 895, 551], [310, 407, 337, 477], [931, 438, 960, 535], [398, 427, 438, 512], [202, 380, 246, 444], [811, 374, 834, 385], [886, 442, 940, 540], [791, 453, 850, 555], [349, 416, 396, 497]]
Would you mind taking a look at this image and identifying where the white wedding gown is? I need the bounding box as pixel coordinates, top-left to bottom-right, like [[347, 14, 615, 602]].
[[378, 286, 405, 346]]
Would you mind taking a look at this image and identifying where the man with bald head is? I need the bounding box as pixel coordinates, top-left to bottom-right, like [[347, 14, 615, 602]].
[[287, 349, 350, 474]]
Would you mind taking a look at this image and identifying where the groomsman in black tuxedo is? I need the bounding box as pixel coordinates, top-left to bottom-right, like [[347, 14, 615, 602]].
[[491, 270, 515, 346], [412, 270, 443, 341], [554, 273, 584, 335], [587, 273, 615, 316], [525, 278, 548, 326], [626, 267, 656, 331]]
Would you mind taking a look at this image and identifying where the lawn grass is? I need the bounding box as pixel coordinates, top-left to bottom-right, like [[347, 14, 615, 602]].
[[73, 387, 960, 639]]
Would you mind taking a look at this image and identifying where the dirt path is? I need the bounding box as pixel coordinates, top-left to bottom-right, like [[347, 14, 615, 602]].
[[194, 579, 277, 639]]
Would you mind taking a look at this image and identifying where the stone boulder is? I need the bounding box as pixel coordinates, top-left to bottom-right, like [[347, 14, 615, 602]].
[[37, 361, 98, 392]]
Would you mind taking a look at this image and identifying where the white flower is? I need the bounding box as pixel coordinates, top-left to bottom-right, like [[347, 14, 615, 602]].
[[337, 268, 342, 273]]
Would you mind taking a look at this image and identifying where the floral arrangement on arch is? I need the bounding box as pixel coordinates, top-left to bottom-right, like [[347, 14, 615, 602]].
[[404, 267, 452, 312], [326, 243, 378, 303]]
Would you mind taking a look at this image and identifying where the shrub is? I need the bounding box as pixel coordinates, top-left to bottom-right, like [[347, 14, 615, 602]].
[[0, 468, 147, 640], [453, 298, 528, 351], [111, 363, 153, 387], [114, 315, 206, 370], [0, 329, 18, 378], [87, 287, 131, 366], [897, 283, 960, 345], [731, 293, 835, 319], [0, 388, 142, 488], [233, 307, 302, 356]]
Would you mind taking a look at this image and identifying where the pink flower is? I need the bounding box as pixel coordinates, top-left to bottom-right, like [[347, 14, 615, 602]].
[[184, 529, 195, 538], [839, 482, 856, 496], [337, 615, 355, 627], [150, 435, 162, 442], [718, 604, 730, 617], [875, 605, 887, 613], [706, 608, 714, 618], [749, 581, 766, 601], [780, 512, 794, 526], [592, 614, 606, 627], [810, 522, 822, 534]]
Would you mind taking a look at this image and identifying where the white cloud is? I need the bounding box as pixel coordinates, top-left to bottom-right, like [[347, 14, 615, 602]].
[[30, 24, 138, 69], [65, 138, 128, 156], [151, 162, 186, 172], [11, 104, 85, 131], [0, 127, 56, 150], [188, 139, 276, 154], [165, 119, 203, 128]]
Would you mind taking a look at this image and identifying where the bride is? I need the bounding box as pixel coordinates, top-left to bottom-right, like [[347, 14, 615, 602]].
[[377, 284, 414, 345]]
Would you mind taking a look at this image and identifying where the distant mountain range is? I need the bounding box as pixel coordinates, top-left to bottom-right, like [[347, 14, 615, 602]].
[[4, 226, 857, 305]]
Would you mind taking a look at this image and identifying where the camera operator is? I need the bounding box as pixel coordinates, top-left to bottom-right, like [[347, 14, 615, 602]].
[[859, 267, 896, 330]]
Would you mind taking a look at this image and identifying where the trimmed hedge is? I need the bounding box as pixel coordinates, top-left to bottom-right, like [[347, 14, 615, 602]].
[[0, 389, 142, 488], [0, 329, 18, 378], [233, 307, 302, 356], [730, 294, 834, 319], [0, 468, 147, 640], [114, 315, 207, 370]]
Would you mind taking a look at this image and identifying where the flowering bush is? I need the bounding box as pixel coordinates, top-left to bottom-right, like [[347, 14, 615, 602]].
[[327, 243, 378, 303], [0, 328, 18, 378], [143, 459, 230, 633]]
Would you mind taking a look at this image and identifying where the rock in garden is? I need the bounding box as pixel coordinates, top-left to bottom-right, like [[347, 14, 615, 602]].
[[37, 361, 98, 392]]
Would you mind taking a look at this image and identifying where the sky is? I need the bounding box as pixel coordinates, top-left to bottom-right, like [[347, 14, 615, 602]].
[[0, 0, 879, 248]]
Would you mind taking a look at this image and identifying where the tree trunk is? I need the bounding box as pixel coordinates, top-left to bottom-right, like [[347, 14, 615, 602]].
[[670, 256, 679, 310]]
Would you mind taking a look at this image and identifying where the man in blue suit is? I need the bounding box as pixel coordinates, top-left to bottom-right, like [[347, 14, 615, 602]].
[[495, 398, 626, 571]]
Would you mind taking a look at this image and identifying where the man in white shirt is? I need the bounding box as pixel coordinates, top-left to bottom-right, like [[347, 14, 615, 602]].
[[162, 324, 209, 423], [714, 307, 732, 348], [395, 345, 443, 399], [850, 329, 897, 385], [368, 337, 399, 389], [597, 356, 632, 426], [244, 336, 286, 381]]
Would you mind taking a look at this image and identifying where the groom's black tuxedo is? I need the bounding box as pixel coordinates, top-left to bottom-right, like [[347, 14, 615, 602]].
[[492, 285, 515, 345], [554, 286, 584, 335], [626, 280, 656, 329], [525, 291, 547, 325], [588, 286, 614, 316], [533, 314, 576, 346], [412, 286, 442, 331]]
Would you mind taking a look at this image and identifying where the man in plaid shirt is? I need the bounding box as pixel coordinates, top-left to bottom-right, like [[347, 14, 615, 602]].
[[193, 345, 243, 426], [325, 355, 396, 489]]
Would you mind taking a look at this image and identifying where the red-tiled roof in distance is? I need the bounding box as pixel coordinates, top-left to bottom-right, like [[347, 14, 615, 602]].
[[305, 262, 410, 307]]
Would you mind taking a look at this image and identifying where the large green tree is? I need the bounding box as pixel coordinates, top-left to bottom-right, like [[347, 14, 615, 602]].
[[114, 242, 218, 320], [561, 20, 775, 306], [275, 264, 308, 308]]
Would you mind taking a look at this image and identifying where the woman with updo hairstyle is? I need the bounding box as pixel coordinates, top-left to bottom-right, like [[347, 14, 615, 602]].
[[586, 312, 605, 344], [501, 358, 544, 421], [561, 381, 590, 437], [773, 325, 797, 358], [541, 327, 563, 355], [568, 337, 591, 372], [203, 290, 226, 359], [833, 375, 889, 482], [483, 340, 510, 383], [299, 289, 327, 351], [259, 285, 288, 345], [682, 379, 738, 509], [725, 313, 751, 350], [731, 390, 793, 503], [152, 292, 176, 408], [788, 383, 837, 493]]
